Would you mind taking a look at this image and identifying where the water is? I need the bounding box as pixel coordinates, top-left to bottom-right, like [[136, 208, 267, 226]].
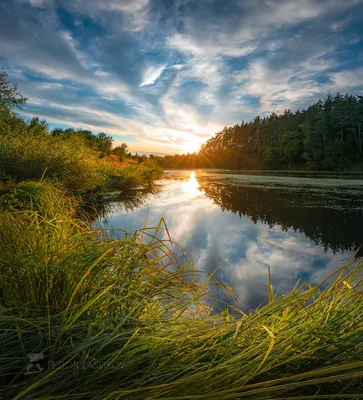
[[98, 170, 363, 311]]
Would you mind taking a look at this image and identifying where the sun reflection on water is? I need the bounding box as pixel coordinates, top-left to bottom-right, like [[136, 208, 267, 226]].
[[182, 171, 200, 196]]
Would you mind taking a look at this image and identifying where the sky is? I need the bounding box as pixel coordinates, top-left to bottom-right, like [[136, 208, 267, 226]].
[[1, 0, 363, 154]]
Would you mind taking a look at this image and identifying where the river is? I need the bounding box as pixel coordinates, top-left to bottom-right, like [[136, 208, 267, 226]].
[[98, 170, 363, 310]]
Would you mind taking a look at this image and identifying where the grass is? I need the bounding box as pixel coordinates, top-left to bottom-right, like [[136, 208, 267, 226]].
[[0, 135, 106, 192], [110, 163, 163, 191], [0, 179, 363, 398], [0, 180, 78, 217], [0, 135, 163, 194], [1, 180, 363, 398]]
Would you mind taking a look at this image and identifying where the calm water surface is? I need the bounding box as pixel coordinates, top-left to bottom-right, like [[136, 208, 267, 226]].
[[99, 170, 363, 310]]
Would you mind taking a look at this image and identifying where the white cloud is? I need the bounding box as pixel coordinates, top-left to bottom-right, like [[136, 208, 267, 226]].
[[330, 68, 363, 90], [140, 64, 167, 87], [26, 0, 49, 6]]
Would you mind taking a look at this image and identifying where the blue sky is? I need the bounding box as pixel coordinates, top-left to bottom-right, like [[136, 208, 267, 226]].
[[1, 0, 363, 154]]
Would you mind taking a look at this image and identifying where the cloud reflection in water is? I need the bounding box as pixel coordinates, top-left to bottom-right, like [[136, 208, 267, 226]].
[[100, 170, 363, 311]]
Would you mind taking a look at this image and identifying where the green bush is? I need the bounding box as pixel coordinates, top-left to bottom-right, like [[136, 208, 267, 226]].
[[0, 135, 107, 192], [0, 133, 163, 194], [111, 166, 146, 190], [110, 160, 163, 191]]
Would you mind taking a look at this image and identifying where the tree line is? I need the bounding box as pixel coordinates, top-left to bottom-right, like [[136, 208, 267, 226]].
[[155, 94, 363, 170], [0, 70, 135, 160]]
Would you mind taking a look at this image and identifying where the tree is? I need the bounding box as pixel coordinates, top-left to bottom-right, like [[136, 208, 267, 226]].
[[95, 132, 113, 155], [0, 70, 27, 110], [113, 143, 129, 156], [27, 117, 48, 136], [155, 92, 363, 171], [280, 131, 303, 168]]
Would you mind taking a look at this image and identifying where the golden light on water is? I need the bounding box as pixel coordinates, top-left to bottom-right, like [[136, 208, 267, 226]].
[[182, 171, 200, 196]]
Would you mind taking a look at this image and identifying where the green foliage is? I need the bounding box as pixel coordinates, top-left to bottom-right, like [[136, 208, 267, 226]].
[[0, 106, 28, 137], [112, 142, 129, 158], [0, 186, 82, 257], [0, 72, 162, 193], [111, 159, 163, 190], [156, 94, 363, 171], [0, 131, 162, 193], [96, 132, 113, 154], [0, 135, 107, 192], [0, 180, 77, 218], [27, 117, 48, 137], [51, 128, 113, 154], [0, 70, 27, 110]]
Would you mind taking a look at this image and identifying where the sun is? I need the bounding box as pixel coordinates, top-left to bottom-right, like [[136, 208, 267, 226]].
[[182, 140, 201, 154]]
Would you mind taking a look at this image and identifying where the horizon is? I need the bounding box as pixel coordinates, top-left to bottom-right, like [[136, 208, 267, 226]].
[[1, 0, 363, 154]]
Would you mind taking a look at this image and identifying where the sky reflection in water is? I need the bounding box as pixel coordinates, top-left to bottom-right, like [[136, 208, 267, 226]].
[[99, 170, 363, 311]]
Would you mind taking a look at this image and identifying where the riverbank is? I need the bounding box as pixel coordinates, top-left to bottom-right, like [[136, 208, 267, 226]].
[[0, 133, 162, 194], [1, 73, 363, 398], [1, 177, 363, 398]]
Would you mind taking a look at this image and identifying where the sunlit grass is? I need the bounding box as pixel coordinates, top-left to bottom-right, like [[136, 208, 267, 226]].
[[0, 135, 163, 193], [1, 181, 363, 398]]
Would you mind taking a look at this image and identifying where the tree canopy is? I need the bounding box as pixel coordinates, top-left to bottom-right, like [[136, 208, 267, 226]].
[[0, 70, 27, 110], [155, 94, 363, 171]]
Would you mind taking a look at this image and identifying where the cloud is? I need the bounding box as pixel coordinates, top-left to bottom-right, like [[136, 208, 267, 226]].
[[140, 64, 167, 87], [26, 0, 49, 6], [330, 68, 363, 91], [1, 0, 363, 152]]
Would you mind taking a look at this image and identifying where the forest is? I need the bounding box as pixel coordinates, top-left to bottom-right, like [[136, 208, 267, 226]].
[[156, 94, 363, 170]]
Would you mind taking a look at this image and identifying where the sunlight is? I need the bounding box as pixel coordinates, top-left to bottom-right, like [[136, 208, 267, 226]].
[[182, 140, 201, 154], [182, 171, 200, 196]]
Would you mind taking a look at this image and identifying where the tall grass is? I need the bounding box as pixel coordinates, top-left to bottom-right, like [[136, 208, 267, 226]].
[[1, 195, 363, 398], [110, 162, 163, 191], [0, 135, 163, 193], [0, 180, 78, 217], [0, 135, 106, 192]]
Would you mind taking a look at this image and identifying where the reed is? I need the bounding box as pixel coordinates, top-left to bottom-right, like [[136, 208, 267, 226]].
[[1, 184, 363, 398], [0, 135, 162, 193]]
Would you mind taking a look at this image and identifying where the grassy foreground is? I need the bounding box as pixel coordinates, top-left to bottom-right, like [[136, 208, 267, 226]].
[[0, 181, 363, 399]]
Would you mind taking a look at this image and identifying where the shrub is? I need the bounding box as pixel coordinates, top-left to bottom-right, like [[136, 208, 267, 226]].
[[0, 134, 163, 194], [111, 165, 146, 190], [0, 135, 108, 192], [107, 159, 163, 191]]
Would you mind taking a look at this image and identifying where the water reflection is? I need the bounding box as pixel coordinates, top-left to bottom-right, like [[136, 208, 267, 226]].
[[99, 170, 363, 311], [95, 185, 162, 225], [199, 180, 363, 255], [182, 171, 200, 196]]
